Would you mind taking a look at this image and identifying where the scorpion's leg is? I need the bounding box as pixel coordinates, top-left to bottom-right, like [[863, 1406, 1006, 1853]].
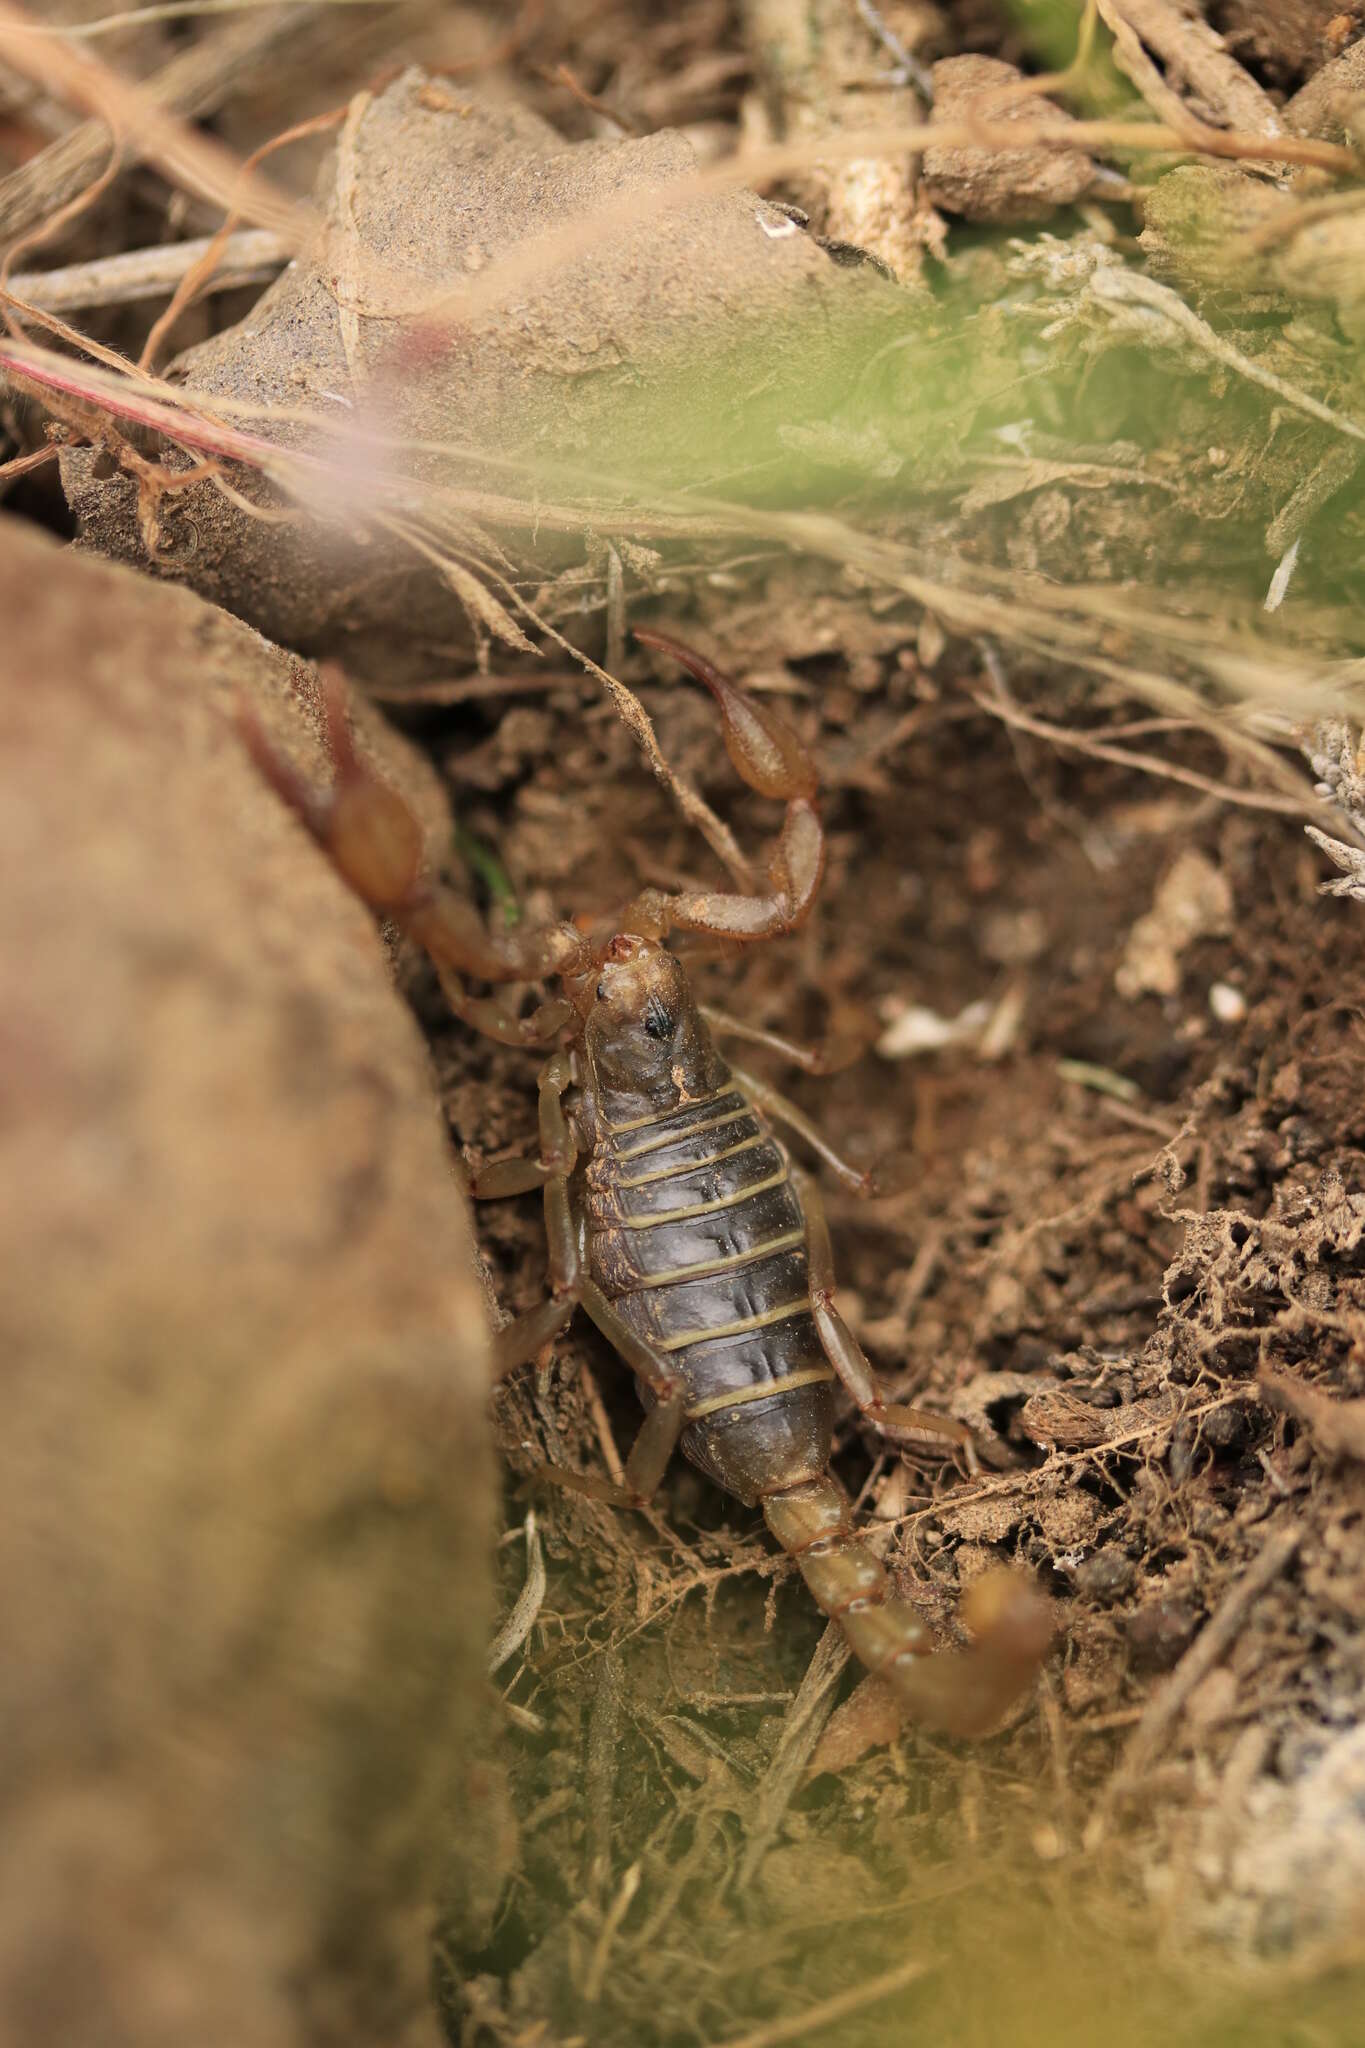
[[466, 1156, 552, 1199], [466, 1052, 593, 1201], [489, 1053, 581, 1378], [731, 1063, 873, 1198], [517, 1278, 690, 1509], [487, 1059, 689, 1500], [626, 631, 825, 945], [699, 1004, 862, 1077], [238, 666, 582, 1047], [794, 1166, 975, 1463], [575, 1280, 690, 1505]]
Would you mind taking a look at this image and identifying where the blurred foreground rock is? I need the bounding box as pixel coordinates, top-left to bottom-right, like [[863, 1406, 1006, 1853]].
[[0, 520, 493, 2048]]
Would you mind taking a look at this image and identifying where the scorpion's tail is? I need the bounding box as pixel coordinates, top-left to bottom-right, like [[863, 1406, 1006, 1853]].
[[762, 1476, 1052, 1737]]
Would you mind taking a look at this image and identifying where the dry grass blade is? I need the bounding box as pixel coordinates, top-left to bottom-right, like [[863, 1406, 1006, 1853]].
[[375, 113, 1356, 340], [0, 2, 317, 238], [381, 516, 539, 654], [0, 0, 313, 238], [16, 0, 392, 36], [974, 690, 1333, 822], [738, 1623, 851, 1885], [487, 1507, 547, 1675], [140, 102, 344, 369], [713, 1955, 935, 2048]]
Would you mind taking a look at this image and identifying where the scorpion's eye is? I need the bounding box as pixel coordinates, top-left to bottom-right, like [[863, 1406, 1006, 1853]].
[[596, 980, 608, 1001], [642, 995, 673, 1040]]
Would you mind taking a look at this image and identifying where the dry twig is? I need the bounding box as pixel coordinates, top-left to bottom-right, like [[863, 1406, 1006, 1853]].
[[714, 1957, 933, 2048], [6, 227, 288, 310], [1096, 0, 1281, 140], [1086, 1522, 1302, 1846], [738, 1623, 851, 1886]]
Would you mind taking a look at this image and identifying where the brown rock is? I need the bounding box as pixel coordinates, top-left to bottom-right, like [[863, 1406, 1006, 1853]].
[[921, 56, 1096, 224], [0, 519, 493, 2048], [61, 74, 903, 664], [1223, 0, 1361, 91], [1286, 32, 1365, 137]]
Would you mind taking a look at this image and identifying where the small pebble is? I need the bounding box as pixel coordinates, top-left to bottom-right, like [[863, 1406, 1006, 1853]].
[[1127, 1597, 1201, 1674], [1076, 1545, 1136, 1604], [1209, 981, 1246, 1024]]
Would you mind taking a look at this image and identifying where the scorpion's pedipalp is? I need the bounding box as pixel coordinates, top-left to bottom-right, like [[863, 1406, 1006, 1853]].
[[627, 630, 827, 946], [762, 1477, 1051, 1738], [632, 629, 816, 801], [435, 966, 575, 1050], [239, 665, 588, 1027], [236, 695, 333, 840]]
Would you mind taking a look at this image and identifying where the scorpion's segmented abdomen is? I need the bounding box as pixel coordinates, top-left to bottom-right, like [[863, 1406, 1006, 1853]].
[[585, 1080, 836, 1501]]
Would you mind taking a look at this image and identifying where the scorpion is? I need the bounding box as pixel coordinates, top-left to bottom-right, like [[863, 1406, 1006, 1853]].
[[241, 629, 1051, 1739]]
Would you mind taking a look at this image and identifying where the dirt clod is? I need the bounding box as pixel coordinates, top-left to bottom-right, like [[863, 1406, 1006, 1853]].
[[921, 56, 1097, 222]]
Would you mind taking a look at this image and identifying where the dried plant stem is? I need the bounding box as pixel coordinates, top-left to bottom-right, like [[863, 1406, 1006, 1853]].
[[715, 1954, 933, 2048], [140, 101, 343, 369], [16, 0, 385, 36], [0, 313, 1356, 805], [1086, 1523, 1302, 1846], [486, 1507, 546, 1676], [0, 2, 317, 239], [1097, 0, 1281, 139], [974, 690, 1329, 820], [0, 331, 306, 470], [0, 0, 310, 241], [1087, 264, 1365, 447], [739, 1623, 851, 1886], [7, 227, 289, 311], [402, 111, 1355, 340], [884, 1393, 1244, 1538]]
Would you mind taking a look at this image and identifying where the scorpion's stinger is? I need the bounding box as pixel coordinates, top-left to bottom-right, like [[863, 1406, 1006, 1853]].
[[628, 629, 826, 945], [762, 1477, 1052, 1738]]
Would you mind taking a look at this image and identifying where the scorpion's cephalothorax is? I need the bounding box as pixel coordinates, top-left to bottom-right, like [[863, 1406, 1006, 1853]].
[[578, 936, 836, 1505]]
